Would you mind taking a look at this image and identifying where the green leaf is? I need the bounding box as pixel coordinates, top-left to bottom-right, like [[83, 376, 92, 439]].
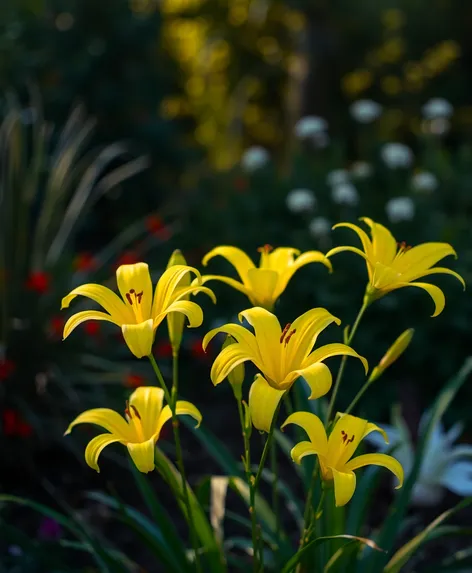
[[154, 448, 227, 573], [384, 497, 472, 573], [366, 357, 472, 572], [280, 534, 383, 573], [323, 540, 364, 572], [130, 463, 191, 572]]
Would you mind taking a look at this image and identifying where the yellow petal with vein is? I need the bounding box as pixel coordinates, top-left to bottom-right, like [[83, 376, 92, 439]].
[[157, 300, 204, 332], [61, 283, 132, 323], [209, 344, 254, 386], [249, 375, 285, 432], [304, 343, 368, 374], [326, 246, 372, 264], [398, 242, 457, 275], [291, 362, 333, 399], [332, 468, 357, 506], [398, 281, 445, 317], [155, 401, 202, 438], [361, 218, 397, 264], [63, 310, 121, 340], [202, 323, 260, 357], [129, 386, 164, 440], [65, 408, 131, 440], [333, 222, 373, 258], [246, 268, 279, 308], [202, 246, 255, 281], [282, 411, 328, 454], [116, 262, 153, 322], [290, 441, 318, 464], [327, 414, 369, 468], [127, 437, 156, 473], [85, 434, 122, 472], [404, 267, 465, 289], [266, 247, 299, 270], [198, 275, 251, 298], [344, 453, 403, 488], [122, 319, 155, 358], [153, 265, 201, 315], [239, 306, 282, 360]]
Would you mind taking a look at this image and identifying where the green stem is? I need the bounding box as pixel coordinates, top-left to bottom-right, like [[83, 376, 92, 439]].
[[344, 375, 374, 416], [148, 354, 202, 573], [325, 300, 369, 426], [271, 437, 280, 551]]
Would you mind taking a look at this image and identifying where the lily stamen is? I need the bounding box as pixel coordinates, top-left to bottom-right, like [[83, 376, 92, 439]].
[[257, 244, 273, 254], [284, 329, 297, 346], [341, 430, 355, 445], [280, 323, 291, 344], [130, 405, 141, 420]]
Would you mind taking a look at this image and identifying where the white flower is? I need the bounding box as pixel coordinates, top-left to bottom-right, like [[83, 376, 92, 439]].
[[326, 169, 349, 187], [422, 117, 451, 136], [411, 171, 438, 193], [308, 217, 331, 237], [422, 98, 453, 120], [366, 409, 472, 507], [386, 196, 415, 223], [381, 142, 414, 169], [241, 146, 269, 172], [286, 188, 316, 213], [350, 99, 382, 123], [294, 116, 328, 139], [351, 161, 373, 179], [331, 182, 359, 206]]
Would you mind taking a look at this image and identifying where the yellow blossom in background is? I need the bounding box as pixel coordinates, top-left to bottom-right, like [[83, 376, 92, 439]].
[[65, 387, 201, 473], [203, 307, 367, 432], [377, 37, 405, 64], [166, 250, 191, 355], [282, 411, 403, 506], [381, 75, 402, 96], [369, 328, 414, 383], [223, 335, 245, 400], [200, 245, 331, 310], [62, 262, 215, 358], [381, 9, 405, 31], [342, 69, 373, 97], [327, 218, 465, 316]]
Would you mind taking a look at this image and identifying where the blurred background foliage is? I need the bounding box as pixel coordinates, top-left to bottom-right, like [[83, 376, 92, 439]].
[[1, 0, 472, 509]]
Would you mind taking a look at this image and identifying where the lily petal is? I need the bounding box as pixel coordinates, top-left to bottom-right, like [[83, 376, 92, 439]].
[[65, 408, 131, 441], [61, 283, 132, 323], [332, 467, 357, 507], [202, 323, 260, 358], [290, 441, 318, 464], [397, 281, 446, 317], [403, 267, 465, 290], [333, 222, 373, 258], [327, 414, 370, 468], [363, 421, 389, 444], [63, 310, 121, 339], [265, 248, 300, 270], [129, 387, 164, 440], [440, 461, 472, 496], [85, 434, 122, 472], [156, 300, 204, 333], [172, 284, 217, 305], [361, 217, 397, 265], [198, 274, 252, 298], [274, 251, 332, 300], [156, 401, 202, 438], [287, 307, 341, 367], [153, 265, 201, 316], [289, 362, 333, 399], [398, 243, 457, 275], [239, 306, 282, 364], [344, 453, 404, 489], [202, 246, 256, 282], [249, 374, 285, 432], [246, 268, 279, 308], [304, 343, 368, 374], [209, 343, 255, 386], [281, 411, 328, 454], [326, 246, 371, 264], [122, 319, 155, 358], [116, 263, 153, 323], [127, 437, 156, 473]]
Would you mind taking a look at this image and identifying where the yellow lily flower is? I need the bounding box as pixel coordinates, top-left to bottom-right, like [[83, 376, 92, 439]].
[[203, 307, 368, 432], [61, 262, 215, 359], [326, 217, 465, 316], [200, 245, 332, 310], [282, 411, 403, 506], [65, 386, 201, 473]]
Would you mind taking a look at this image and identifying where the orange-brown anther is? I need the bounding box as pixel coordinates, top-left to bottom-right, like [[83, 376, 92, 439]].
[[284, 328, 296, 346], [280, 323, 291, 344], [257, 244, 274, 254], [341, 430, 355, 445]]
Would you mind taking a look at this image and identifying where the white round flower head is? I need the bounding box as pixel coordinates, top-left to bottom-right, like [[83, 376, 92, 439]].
[[294, 116, 328, 139], [350, 161, 373, 179], [286, 188, 316, 213], [241, 146, 270, 172], [326, 169, 349, 187], [308, 216, 331, 237], [386, 196, 415, 223], [381, 143, 414, 169], [331, 182, 359, 206], [411, 171, 438, 193], [422, 98, 453, 120], [349, 99, 382, 123]]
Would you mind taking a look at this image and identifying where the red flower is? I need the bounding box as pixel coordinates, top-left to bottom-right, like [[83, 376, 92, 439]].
[[26, 271, 50, 294], [50, 316, 65, 338], [190, 339, 207, 359], [84, 321, 100, 336], [0, 359, 15, 381], [125, 374, 146, 388], [3, 409, 32, 437], [146, 215, 171, 240], [115, 250, 140, 270], [74, 252, 97, 272], [155, 340, 173, 358]]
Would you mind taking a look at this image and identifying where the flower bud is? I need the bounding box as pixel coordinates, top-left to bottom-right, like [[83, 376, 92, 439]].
[[370, 328, 414, 383], [166, 250, 189, 355], [223, 335, 245, 400]]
